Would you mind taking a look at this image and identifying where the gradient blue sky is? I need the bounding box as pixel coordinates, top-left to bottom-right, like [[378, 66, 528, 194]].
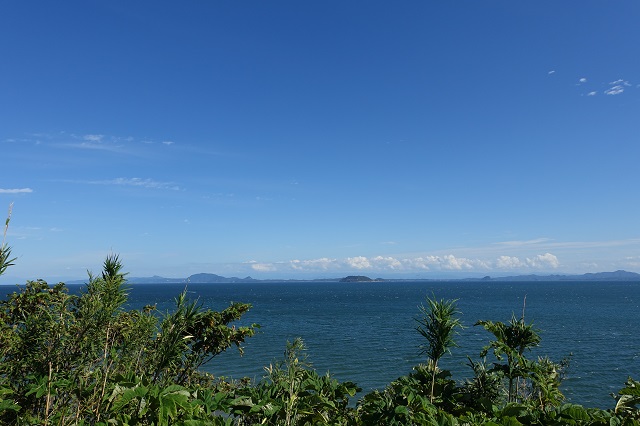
[[2, 1, 640, 283]]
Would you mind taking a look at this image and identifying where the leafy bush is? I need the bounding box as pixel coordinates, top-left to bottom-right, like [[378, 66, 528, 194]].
[[231, 338, 360, 426], [0, 255, 258, 425]]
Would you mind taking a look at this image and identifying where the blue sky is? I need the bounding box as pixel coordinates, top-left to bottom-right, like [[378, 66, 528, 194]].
[[2, 1, 640, 283]]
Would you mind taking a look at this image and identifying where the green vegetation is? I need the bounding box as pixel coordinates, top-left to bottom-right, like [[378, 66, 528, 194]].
[[0, 255, 258, 425], [415, 296, 463, 403], [0, 209, 639, 424], [0, 204, 16, 278], [476, 313, 541, 404]]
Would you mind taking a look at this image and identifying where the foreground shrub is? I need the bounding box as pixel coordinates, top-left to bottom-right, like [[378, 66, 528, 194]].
[[0, 255, 258, 425], [231, 338, 360, 426]]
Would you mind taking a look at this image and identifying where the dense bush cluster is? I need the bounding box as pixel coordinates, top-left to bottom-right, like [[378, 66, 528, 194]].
[[0, 256, 258, 425], [0, 212, 639, 424]]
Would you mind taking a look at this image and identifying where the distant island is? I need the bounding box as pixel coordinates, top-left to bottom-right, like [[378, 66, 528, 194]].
[[473, 270, 640, 282], [186, 273, 257, 284], [339, 275, 381, 283], [58, 269, 640, 285]]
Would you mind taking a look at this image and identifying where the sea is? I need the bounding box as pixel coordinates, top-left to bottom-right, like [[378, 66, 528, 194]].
[[7, 280, 640, 409]]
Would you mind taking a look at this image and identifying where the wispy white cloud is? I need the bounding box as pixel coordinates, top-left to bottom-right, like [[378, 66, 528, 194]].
[[624, 256, 640, 268], [605, 85, 625, 95], [536, 238, 640, 250], [604, 79, 632, 96], [55, 134, 125, 152], [551, 75, 636, 97], [548, 70, 555, 75], [494, 238, 551, 247], [245, 260, 278, 272], [371, 256, 403, 269], [64, 142, 125, 152], [10, 132, 181, 154], [289, 258, 336, 271], [83, 134, 104, 142], [495, 253, 559, 269], [0, 188, 33, 194], [252, 263, 277, 272], [401, 256, 439, 270], [89, 177, 181, 191], [445, 254, 489, 270], [609, 79, 631, 86]]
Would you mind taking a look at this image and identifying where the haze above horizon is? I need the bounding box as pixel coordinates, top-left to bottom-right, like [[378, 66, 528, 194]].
[[2, 1, 639, 284]]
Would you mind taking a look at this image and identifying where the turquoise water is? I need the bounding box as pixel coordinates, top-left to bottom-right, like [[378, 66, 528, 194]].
[[122, 280, 640, 409], [7, 280, 635, 408]]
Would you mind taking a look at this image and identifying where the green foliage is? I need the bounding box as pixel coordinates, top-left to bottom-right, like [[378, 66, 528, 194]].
[[356, 375, 437, 425], [416, 296, 464, 364], [106, 380, 202, 425], [356, 364, 462, 425], [615, 377, 640, 421], [232, 338, 360, 425], [476, 314, 542, 403], [0, 204, 16, 277], [416, 295, 463, 403], [529, 355, 566, 411], [457, 357, 503, 414], [0, 255, 258, 425], [149, 289, 257, 388]]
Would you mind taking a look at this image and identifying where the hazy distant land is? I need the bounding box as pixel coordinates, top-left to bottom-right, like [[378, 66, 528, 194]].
[[60, 269, 640, 285]]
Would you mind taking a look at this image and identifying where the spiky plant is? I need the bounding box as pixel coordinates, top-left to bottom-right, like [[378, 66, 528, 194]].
[[0, 203, 16, 277], [476, 314, 541, 403], [415, 296, 464, 403]]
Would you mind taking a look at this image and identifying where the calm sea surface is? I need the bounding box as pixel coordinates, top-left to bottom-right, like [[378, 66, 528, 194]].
[[9, 280, 639, 409]]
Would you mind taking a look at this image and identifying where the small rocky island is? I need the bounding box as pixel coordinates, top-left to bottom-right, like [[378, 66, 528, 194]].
[[339, 275, 378, 283]]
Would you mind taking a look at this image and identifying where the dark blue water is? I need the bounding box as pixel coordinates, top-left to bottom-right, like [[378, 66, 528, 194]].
[[6, 280, 638, 408], [121, 280, 640, 409]]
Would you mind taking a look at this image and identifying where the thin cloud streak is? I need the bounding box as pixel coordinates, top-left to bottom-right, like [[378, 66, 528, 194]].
[[0, 188, 33, 194], [12, 132, 179, 155], [494, 237, 640, 250], [494, 238, 552, 247], [87, 178, 181, 191], [605, 86, 624, 95], [604, 79, 632, 96], [57, 142, 126, 152]]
